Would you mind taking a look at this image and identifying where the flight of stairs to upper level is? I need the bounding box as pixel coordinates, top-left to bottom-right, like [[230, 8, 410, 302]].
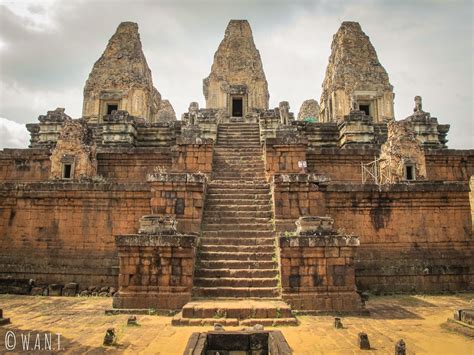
[[193, 123, 280, 299]]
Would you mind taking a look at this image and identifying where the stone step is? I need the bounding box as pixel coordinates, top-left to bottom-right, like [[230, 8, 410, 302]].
[[212, 168, 265, 175], [172, 316, 297, 326], [202, 230, 274, 238], [206, 198, 271, 205], [206, 199, 271, 206], [213, 160, 263, 165], [212, 169, 265, 180], [217, 137, 260, 140], [194, 277, 278, 288], [217, 137, 260, 141], [200, 244, 274, 253], [219, 124, 259, 127], [213, 152, 262, 156], [216, 142, 262, 149], [208, 183, 268, 189], [216, 138, 260, 144], [203, 207, 272, 214], [212, 163, 264, 168], [203, 223, 272, 232], [211, 176, 266, 184], [214, 148, 262, 152], [213, 157, 262, 162], [202, 217, 271, 224], [214, 147, 261, 150], [212, 173, 265, 178], [207, 189, 270, 195], [195, 268, 278, 278], [212, 168, 263, 173], [208, 182, 269, 189], [218, 135, 260, 137], [203, 211, 273, 218], [199, 251, 274, 261], [217, 139, 260, 143], [206, 195, 270, 202], [207, 186, 268, 192], [218, 129, 260, 132], [213, 161, 263, 166], [207, 192, 269, 198], [178, 300, 292, 320], [193, 287, 280, 298], [200, 237, 275, 246], [218, 126, 260, 130], [198, 260, 277, 269]]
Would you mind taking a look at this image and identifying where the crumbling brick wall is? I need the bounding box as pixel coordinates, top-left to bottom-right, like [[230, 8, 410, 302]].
[[273, 177, 474, 292], [0, 149, 51, 182], [97, 148, 172, 182], [171, 143, 213, 173], [264, 141, 307, 178], [149, 174, 206, 234], [306, 148, 375, 182], [425, 150, 474, 181], [0, 182, 151, 287]]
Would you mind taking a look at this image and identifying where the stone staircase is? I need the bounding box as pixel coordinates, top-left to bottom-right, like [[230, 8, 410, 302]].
[[194, 123, 279, 299], [173, 123, 296, 326]]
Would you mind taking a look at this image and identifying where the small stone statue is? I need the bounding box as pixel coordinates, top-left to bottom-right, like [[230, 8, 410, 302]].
[[334, 317, 343, 329], [395, 339, 406, 355], [213, 323, 225, 331], [358, 332, 370, 350], [414, 96, 423, 113], [188, 102, 199, 126], [127, 315, 138, 326], [103, 328, 116, 346], [279, 101, 290, 126], [350, 93, 359, 111]]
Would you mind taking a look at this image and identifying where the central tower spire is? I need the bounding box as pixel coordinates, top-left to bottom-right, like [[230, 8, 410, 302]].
[[203, 20, 269, 117]]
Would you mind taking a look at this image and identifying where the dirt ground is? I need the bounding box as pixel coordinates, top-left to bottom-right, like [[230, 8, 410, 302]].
[[0, 294, 472, 354]]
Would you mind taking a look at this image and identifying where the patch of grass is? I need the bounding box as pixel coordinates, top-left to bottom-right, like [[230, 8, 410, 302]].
[[213, 309, 226, 319]]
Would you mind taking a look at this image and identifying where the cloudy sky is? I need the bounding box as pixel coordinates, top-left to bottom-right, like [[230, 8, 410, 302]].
[[0, 0, 472, 149]]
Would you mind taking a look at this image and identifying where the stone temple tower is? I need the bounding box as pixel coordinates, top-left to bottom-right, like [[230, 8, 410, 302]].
[[320, 21, 394, 123], [203, 20, 269, 117], [82, 22, 174, 123]]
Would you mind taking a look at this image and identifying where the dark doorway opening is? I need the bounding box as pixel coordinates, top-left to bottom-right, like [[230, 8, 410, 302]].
[[63, 164, 72, 179], [107, 104, 118, 115], [232, 98, 243, 117], [405, 165, 414, 180], [359, 104, 370, 116]]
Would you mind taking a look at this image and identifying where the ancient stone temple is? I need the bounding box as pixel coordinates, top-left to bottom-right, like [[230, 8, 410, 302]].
[[83, 22, 175, 123], [320, 21, 394, 122], [203, 20, 269, 116], [0, 20, 473, 326]]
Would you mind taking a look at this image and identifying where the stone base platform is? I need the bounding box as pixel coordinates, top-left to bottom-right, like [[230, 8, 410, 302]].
[[172, 300, 298, 326]]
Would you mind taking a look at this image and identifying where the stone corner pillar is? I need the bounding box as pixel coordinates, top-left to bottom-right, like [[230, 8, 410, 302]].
[[279, 216, 365, 313], [113, 215, 197, 310]]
